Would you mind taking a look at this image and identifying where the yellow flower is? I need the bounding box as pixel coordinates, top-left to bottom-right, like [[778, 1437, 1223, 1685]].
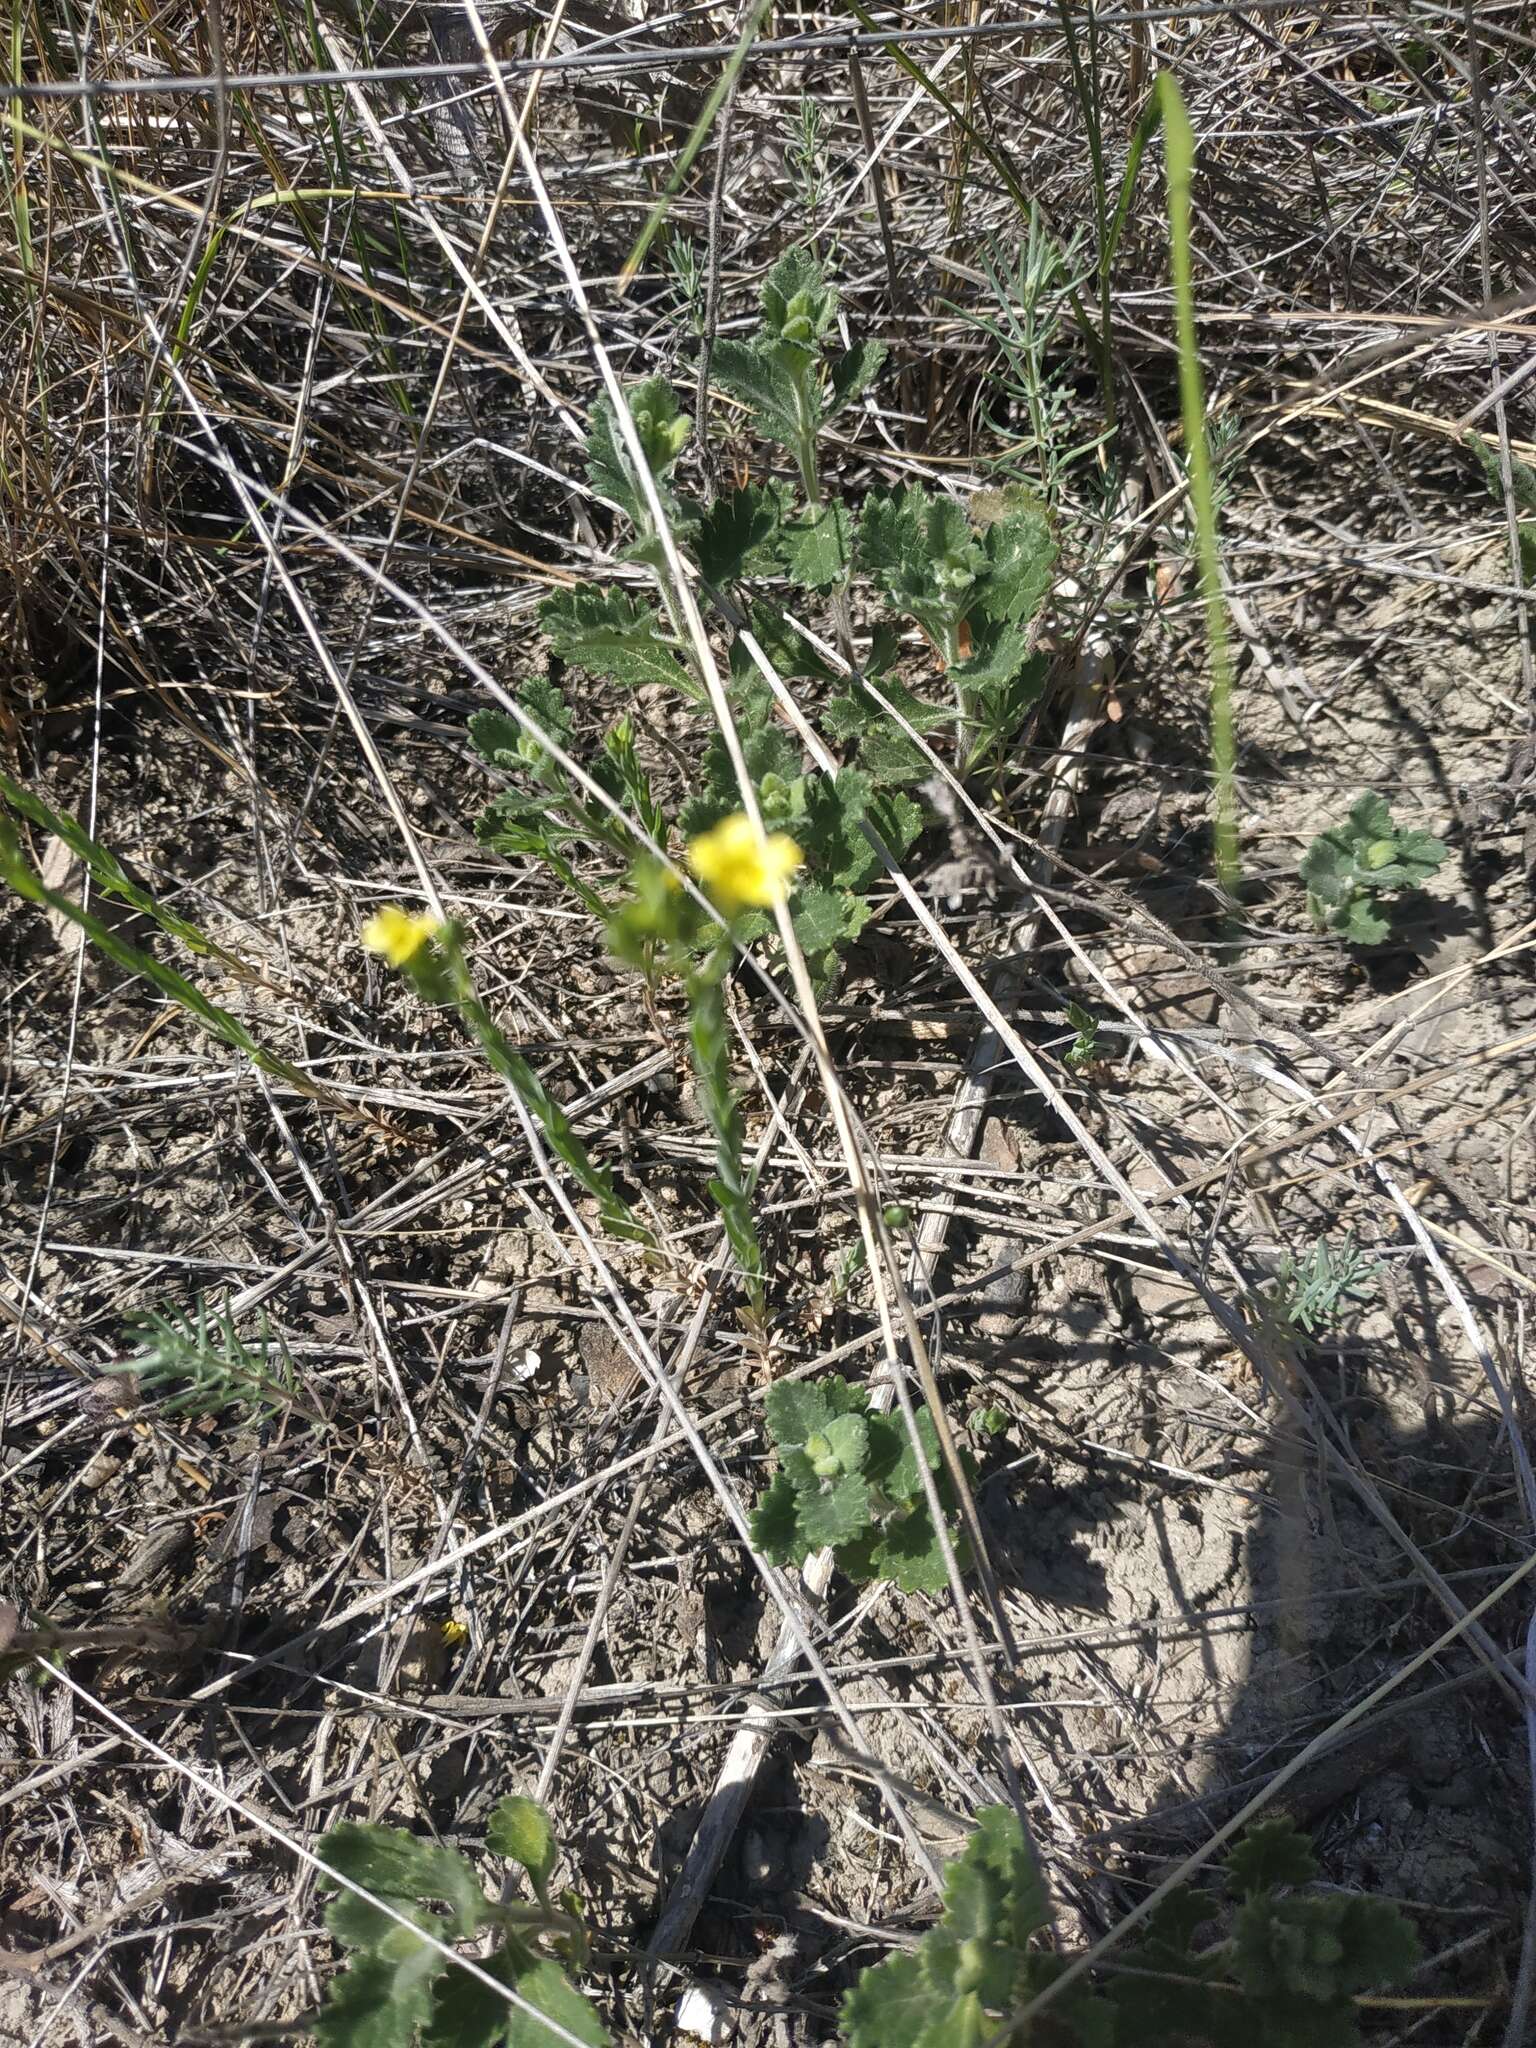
[[440, 1617, 468, 1649], [687, 813, 803, 912], [362, 905, 441, 966]]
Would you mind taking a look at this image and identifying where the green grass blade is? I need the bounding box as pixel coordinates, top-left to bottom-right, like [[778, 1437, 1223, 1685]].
[[1155, 74, 1239, 894], [618, 0, 774, 292]]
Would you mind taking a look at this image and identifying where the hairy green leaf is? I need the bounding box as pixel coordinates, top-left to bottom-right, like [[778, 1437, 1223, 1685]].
[[750, 1471, 804, 1565], [468, 681, 574, 779], [796, 771, 873, 887], [823, 694, 868, 742], [855, 723, 929, 787], [974, 495, 1055, 626], [710, 338, 801, 448], [486, 1798, 557, 1896], [840, 1810, 1051, 2048], [740, 601, 839, 683], [1300, 793, 1446, 945], [760, 246, 837, 351], [764, 1375, 864, 1447], [782, 501, 852, 589], [694, 485, 782, 585], [827, 339, 887, 419], [584, 377, 688, 530], [952, 621, 1038, 697], [421, 1949, 521, 2048], [1226, 1821, 1319, 1898], [502, 1959, 609, 2048], [865, 1407, 942, 1503], [796, 1470, 873, 1550], [862, 1508, 952, 1593], [318, 1826, 487, 1940], [313, 1952, 440, 2048], [1329, 1896, 1420, 1993], [595, 718, 666, 848], [540, 589, 695, 698], [791, 881, 866, 957], [841, 1951, 975, 2048]]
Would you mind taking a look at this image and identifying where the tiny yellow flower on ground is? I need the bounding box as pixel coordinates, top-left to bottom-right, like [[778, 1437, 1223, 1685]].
[[440, 1617, 468, 1648], [688, 812, 802, 912], [362, 905, 441, 966]]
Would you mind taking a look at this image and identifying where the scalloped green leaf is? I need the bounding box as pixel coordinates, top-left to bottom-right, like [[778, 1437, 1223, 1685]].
[[795, 770, 873, 887], [313, 1952, 440, 2048], [1330, 1895, 1420, 1993], [764, 1376, 858, 1448], [760, 245, 836, 348], [421, 1949, 520, 2048], [503, 1958, 609, 2047], [975, 497, 1055, 626], [827, 338, 887, 419], [856, 722, 929, 788], [751, 1471, 805, 1565], [865, 1407, 942, 1503], [820, 1412, 869, 1475], [865, 1508, 952, 1594], [1226, 1820, 1319, 1898], [791, 882, 866, 957], [795, 1470, 872, 1550], [585, 377, 687, 528], [867, 790, 924, 867], [741, 600, 839, 683], [841, 1950, 956, 2048], [952, 621, 1038, 696]]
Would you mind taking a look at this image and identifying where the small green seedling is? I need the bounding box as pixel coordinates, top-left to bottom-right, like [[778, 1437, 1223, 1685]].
[[832, 1202, 912, 1296], [1300, 792, 1445, 944], [108, 1296, 325, 1425], [856, 480, 1054, 769], [842, 1807, 1109, 2048], [1273, 1235, 1379, 1335], [1102, 1818, 1420, 2048], [309, 1797, 606, 2048], [1063, 1001, 1100, 1070], [750, 1376, 967, 1592], [841, 1813, 1417, 2048]]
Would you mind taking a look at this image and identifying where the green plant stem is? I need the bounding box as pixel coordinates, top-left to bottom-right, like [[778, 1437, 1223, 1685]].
[[429, 932, 650, 1246], [683, 945, 764, 1313], [0, 768, 256, 976], [789, 356, 856, 662]]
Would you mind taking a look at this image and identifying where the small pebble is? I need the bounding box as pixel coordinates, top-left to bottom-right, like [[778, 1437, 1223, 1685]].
[[80, 1451, 122, 1492], [674, 1981, 728, 2045], [740, 1823, 780, 1888]]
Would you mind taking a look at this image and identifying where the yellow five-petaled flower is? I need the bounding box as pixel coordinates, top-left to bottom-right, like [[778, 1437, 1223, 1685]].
[[362, 905, 442, 967], [687, 812, 803, 913]]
